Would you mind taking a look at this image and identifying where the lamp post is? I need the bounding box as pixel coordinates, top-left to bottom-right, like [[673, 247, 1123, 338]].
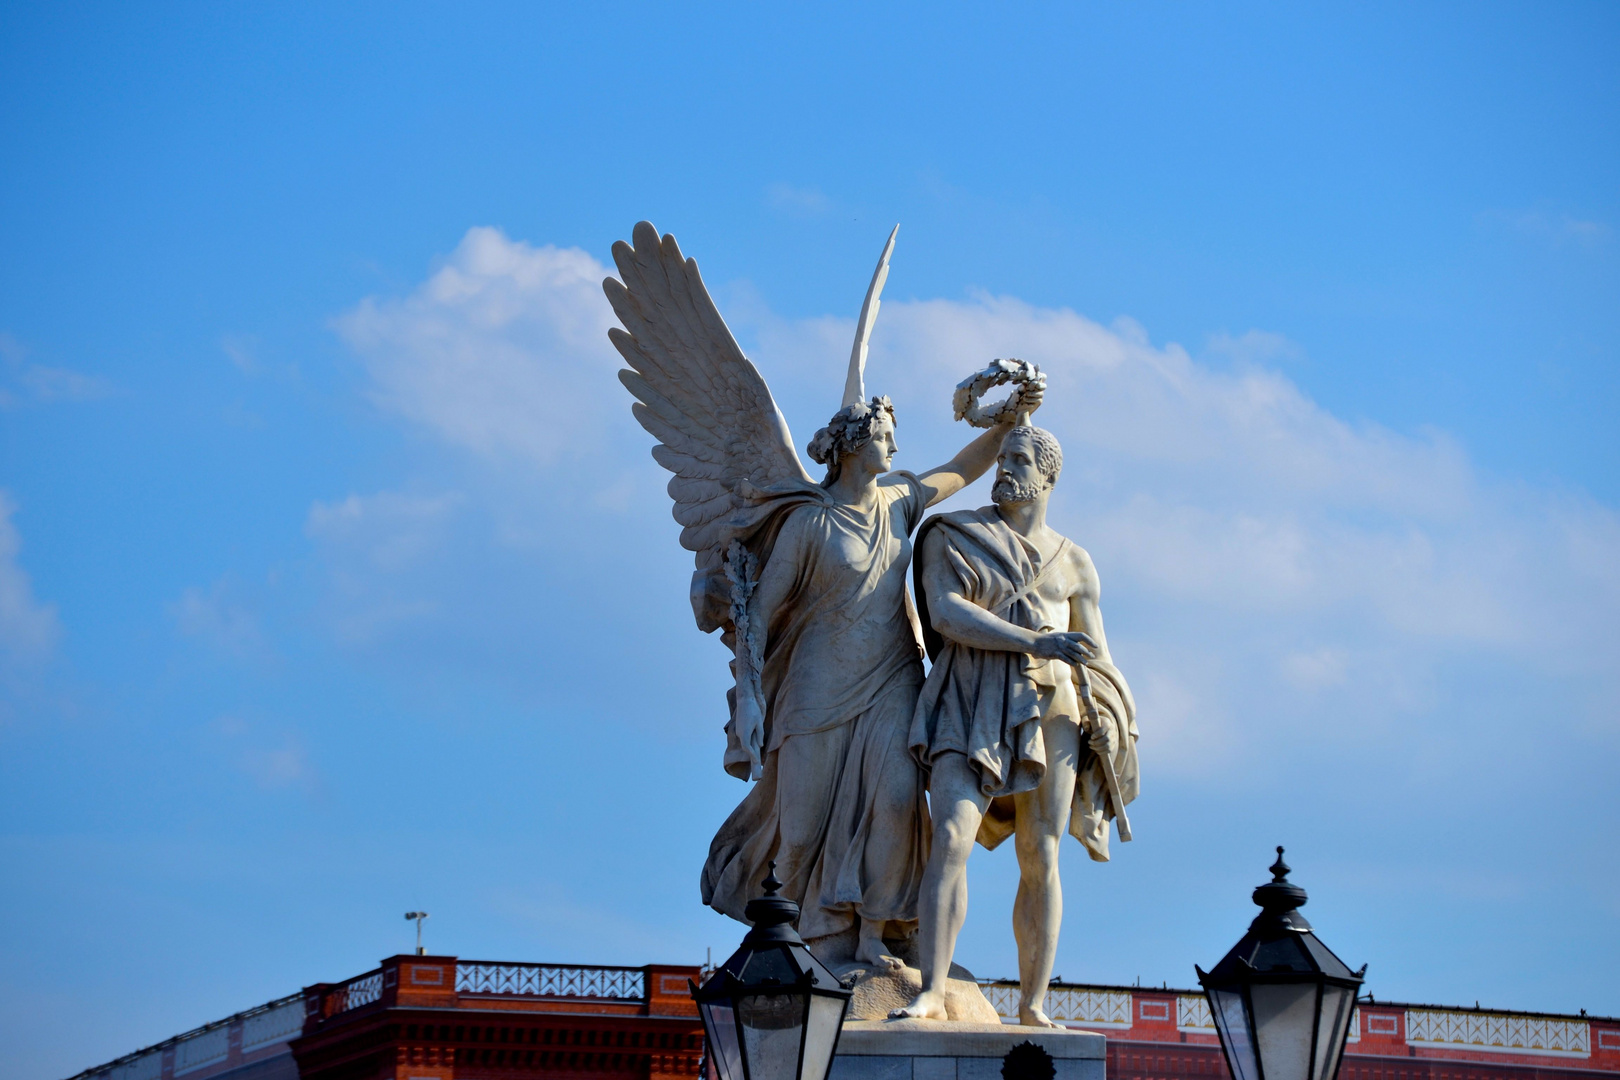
[[691, 863, 853, 1080], [404, 911, 429, 955], [1197, 848, 1366, 1080]]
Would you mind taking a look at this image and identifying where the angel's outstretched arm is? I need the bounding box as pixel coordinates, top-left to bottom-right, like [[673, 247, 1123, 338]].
[[913, 423, 1013, 507], [913, 383, 1044, 507]]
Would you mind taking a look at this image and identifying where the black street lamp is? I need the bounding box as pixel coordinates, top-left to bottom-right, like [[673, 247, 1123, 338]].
[[692, 864, 853, 1080], [1197, 848, 1366, 1080]]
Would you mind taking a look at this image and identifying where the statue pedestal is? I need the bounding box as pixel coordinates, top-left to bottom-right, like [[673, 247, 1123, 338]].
[[832, 1020, 1106, 1080]]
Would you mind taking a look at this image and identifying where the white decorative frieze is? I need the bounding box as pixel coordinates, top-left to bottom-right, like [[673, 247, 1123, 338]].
[[103, 1051, 161, 1080], [1178, 994, 1358, 1041], [1405, 1009, 1589, 1057], [172, 1027, 229, 1074], [241, 999, 304, 1052], [1178, 994, 1213, 1031], [984, 983, 1134, 1028]]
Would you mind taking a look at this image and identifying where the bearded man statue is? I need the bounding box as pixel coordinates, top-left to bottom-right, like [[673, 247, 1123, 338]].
[[894, 423, 1140, 1026]]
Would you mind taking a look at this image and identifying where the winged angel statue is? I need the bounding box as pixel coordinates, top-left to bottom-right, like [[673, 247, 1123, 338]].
[[605, 222, 1041, 970]]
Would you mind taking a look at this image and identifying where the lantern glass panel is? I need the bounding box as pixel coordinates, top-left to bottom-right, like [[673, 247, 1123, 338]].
[[701, 1002, 745, 1080], [1209, 988, 1259, 1080], [1313, 986, 1356, 1080], [797, 994, 847, 1080], [738, 992, 808, 1080], [1250, 983, 1318, 1080]]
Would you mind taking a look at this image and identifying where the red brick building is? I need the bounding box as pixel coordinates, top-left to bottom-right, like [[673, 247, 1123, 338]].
[[68, 961, 1618, 1080], [977, 981, 1620, 1080], [69, 957, 703, 1080]]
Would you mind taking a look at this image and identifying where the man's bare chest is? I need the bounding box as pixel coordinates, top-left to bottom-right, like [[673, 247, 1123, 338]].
[[1021, 543, 1079, 630]]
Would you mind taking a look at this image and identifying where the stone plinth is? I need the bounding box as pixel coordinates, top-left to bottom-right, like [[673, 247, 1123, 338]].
[[831, 1020, 1106, 1080]]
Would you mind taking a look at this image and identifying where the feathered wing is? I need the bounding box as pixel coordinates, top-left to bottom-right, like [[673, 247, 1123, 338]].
[[605, 221, 821, 634]]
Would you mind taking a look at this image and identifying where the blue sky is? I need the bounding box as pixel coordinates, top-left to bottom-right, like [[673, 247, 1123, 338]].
[[2, 4, 1617, 1079]]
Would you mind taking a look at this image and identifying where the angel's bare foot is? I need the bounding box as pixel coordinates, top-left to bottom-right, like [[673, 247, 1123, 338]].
[[864, 951, 905, 973], [890, 989, 949, 1020], [855, 927, 905, 972], [1019, 1004, 1063, 1029]]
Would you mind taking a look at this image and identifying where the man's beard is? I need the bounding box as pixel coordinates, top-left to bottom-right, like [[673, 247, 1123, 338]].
[[992, 476, 1045, 504]]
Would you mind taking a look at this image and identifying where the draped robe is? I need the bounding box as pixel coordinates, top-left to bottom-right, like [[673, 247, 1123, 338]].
[[702, 473, 931, 939]]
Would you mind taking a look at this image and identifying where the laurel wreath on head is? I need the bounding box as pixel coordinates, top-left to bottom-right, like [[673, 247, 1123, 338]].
[[952, 358, 1047, 428]]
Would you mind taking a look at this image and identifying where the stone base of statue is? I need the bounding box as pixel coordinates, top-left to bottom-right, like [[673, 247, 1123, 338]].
[[840, 959, 1001, 1023], [832, 1020, 1105, 1080]]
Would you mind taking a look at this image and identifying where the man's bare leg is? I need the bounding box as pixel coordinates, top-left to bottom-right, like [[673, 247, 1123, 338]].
[[891, 753, 987, 1019], [1010, 710, 1081, 1027]]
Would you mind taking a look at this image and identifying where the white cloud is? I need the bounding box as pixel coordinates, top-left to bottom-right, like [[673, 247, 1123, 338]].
[[330, 228, 1620, 779], [0, 492, 60, 669], [1280, 647, 1351, 692], [212, 715, 319, 793], [304, 491, 462, 641], [0, 332, 111, 407], [306, 491, 461, 571], [1202, 329, 1303, 367], [1481, 209, 1612, 247], [333, 228, 620, 466], [766, 182, 833, 215], [735, 280, 1620, 775], [170, 577, 268, 660]]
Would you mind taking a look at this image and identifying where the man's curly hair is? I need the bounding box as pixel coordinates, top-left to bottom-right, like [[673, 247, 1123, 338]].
[[1006, 425, 1063, 486], [808, 396, 896, 485]]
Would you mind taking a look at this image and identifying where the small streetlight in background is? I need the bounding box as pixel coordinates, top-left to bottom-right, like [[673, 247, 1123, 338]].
[[404, 911, 429, 956], [691, 863, 852, 1080], [1198, 848, 1365, 1080]]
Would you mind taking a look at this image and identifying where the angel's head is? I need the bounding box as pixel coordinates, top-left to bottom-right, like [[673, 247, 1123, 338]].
[[809, 396, 898, 486]]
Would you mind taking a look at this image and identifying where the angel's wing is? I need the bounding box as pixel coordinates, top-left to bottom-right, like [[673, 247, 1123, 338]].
[[605, 221, 819, 632]]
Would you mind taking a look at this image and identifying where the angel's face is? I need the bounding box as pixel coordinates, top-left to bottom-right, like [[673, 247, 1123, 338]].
[[850, 413, 897, 475]]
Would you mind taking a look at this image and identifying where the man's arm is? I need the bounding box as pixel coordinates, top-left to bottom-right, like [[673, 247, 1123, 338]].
[[1067, 547, 1112, 667], [918, 526, 1092, 665], [1067, 545, 1125, 768]]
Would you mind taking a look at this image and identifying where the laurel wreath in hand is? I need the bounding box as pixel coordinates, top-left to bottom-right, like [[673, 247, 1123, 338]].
[[951, 358, 1047, 428]]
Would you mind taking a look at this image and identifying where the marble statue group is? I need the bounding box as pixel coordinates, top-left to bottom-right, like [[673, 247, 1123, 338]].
[[605, 222, 1140, 1027]]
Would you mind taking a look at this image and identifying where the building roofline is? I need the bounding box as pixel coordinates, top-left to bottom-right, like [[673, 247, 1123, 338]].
[[979, 980, 1620, 1026], [63, 991, 303, 1080]]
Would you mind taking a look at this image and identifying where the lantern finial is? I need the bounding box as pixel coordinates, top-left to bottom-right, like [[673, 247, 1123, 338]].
[[744, 862, 801, 935], [1252, 845, 1309, 926]]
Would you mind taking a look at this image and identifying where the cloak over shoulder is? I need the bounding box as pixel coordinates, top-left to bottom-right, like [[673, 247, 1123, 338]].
[[909, 507, 1140, 861]]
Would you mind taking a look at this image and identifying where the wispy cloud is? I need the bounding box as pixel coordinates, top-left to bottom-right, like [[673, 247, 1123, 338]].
[[221, 335, 260, 375], [1480, 208, 1611, 246], [0, 491, 60, 670], [220, 333, 299, 383], [212, 715, 320, 793], [1202, 329, 1304, 367], [304, 490, 462, 641], [766, 182, 833, 216], [0, 333, 111, 407], [305, 491, 462, 572], [170, 577, 270, 661]]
